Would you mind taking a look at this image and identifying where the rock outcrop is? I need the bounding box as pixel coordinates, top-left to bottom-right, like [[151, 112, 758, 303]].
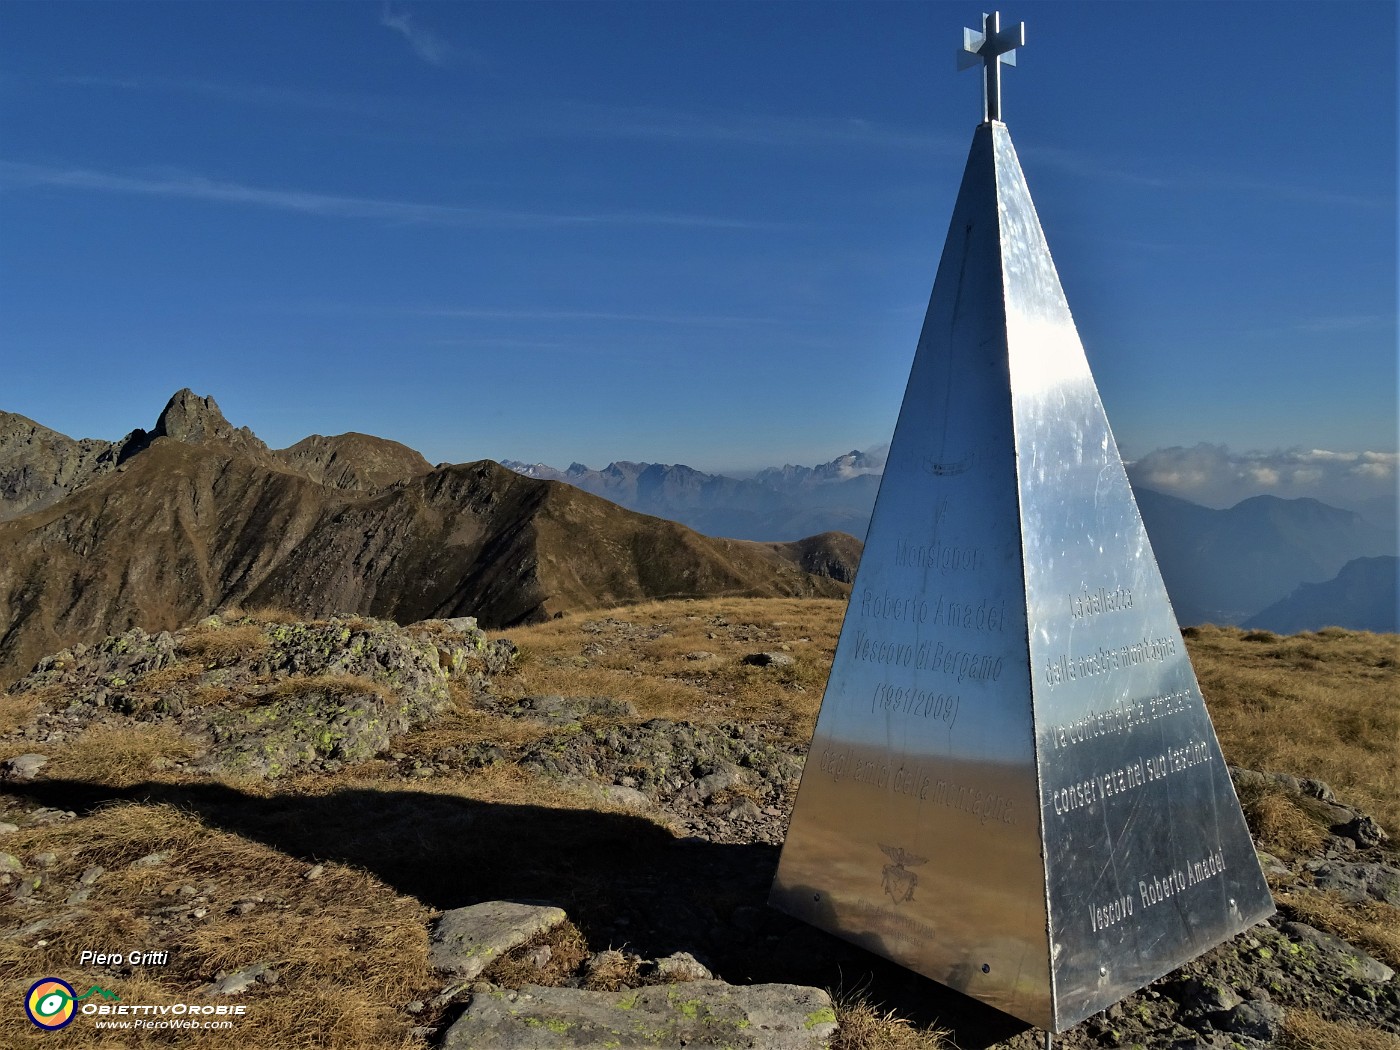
[[7, 613, 514, 777]]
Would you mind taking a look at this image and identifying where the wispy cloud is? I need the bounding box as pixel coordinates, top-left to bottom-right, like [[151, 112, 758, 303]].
[[53, 74, 395, 119], [545, 100, 964, 155], [1023, 142, 1393, 211], [380, 5, 451, 65], [1296, 314, 1397, 334], [1125, 443, 1398, 509], [42, 72, 959, 156], [407, 307, 782, 327], [0, 161, 780, 231]]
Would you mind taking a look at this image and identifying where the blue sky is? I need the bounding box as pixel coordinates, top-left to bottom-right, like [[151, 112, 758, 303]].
[[2, 2, 1395, 495]]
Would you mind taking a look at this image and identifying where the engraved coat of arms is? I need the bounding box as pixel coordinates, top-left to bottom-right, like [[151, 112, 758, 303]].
[[879, 844, 929, 904]]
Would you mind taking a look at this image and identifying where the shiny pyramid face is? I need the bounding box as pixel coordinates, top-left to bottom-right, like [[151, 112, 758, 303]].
[[770, 121, 1274, 1032]]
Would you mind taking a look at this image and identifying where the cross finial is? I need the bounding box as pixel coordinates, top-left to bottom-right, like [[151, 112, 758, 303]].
[[958, 11, 1025, 124]]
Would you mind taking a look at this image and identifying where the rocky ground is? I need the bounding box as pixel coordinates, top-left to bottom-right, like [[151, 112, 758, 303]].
[[0, 607, 1396, 1049]]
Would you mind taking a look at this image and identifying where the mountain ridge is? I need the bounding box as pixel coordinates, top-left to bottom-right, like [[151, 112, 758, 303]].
[[1243, 555, 1399, 634], [0, 391, 856, 684], [510, 455, 1396, 631]]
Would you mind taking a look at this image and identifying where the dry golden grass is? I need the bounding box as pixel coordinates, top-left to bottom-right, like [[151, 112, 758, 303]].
[[1237, 790, 1328, 861], [1187, 624, 1400, 835], [3, 601, 1395, 1049], [1282, 1009, 1400, 1050], [129, 660, 204, 696], [1275, 889, 1400, 971], [397, 710, 557, 757], [0, 800, 435, 1050], [177, 624, 270, 666], [43, 724, 201, 787], [578, 949, 643, 991], [500, 597, 846, 730], [217, 605, 302, 625], [266, 673, 392, 704], [0, 690, 42, 733], [832, 994, 951, 1050], [481, 920, 591, 989]]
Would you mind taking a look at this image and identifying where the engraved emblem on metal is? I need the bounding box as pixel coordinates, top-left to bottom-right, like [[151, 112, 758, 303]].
[[879, 845, 929, 905], [922, 453, 975, 477], [770, 16, 1274, 1033]]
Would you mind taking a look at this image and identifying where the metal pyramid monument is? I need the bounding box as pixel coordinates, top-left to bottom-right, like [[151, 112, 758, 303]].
[[770, 13, 1274, 1033]]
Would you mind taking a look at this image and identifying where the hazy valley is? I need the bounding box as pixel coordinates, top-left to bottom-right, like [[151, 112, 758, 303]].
[[506, 456, 1397, 633]]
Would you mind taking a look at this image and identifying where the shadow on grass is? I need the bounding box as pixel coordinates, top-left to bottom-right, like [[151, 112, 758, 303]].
[[7, 777, 1029, 1048]]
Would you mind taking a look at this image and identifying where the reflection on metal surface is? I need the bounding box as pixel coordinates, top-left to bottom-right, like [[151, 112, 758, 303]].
[[770, 118, 1274, 1033]]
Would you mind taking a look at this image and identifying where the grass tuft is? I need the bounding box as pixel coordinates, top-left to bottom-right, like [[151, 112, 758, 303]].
[[832, 993, 951, 1049], [178, 623, 271, 666], [1282, 1009, 1400, 1050]]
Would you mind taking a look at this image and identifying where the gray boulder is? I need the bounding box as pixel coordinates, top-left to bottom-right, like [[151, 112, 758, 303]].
[[742, 652, 794, 668], [443, 981, 837, 1049], [1306, 858, 1400, 904], [430, 901, 568, 980], [3, 754, 48, 780], [1281, 921, 1393, 984]]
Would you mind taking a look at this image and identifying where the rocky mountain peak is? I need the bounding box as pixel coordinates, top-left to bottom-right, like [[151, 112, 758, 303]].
[[153, 389, 233, 443], [143, 388, 269, 457]]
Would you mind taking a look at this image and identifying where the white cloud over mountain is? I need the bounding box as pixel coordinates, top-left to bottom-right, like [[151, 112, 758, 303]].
[[1125, 444, 1397, 513]]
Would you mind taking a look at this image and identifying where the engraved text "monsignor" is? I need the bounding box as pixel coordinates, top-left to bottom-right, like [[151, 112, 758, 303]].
[[894, 540, 982, 575]]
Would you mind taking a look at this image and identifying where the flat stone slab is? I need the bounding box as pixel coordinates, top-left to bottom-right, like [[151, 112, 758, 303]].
[[430, 901, 568, 980], [443, 981, 837, 1049], [1305, 858, 1400, 905]]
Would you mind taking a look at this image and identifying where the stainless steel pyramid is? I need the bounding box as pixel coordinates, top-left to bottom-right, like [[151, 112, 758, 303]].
[[770, 110, 1275, 1032]]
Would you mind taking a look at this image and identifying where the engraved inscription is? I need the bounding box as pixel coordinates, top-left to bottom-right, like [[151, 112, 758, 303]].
[[1042, 634, 1178, 687], [1139, 849, 1227, 910], [894, 539, 983, 574], [927, 777, 1017, 826], [871, 682, 960, 725], [817, 748, 1018, 827], [930, 595, 1008, 633], [858, 589, 1008, 633], [1089, 893, 1134, 932], [1088, 845, 1228, 934], [848, 900, 938, 945], [860, 589, 930, 624], [1049, 740, 1212, 817], [1048, 688, 1194, 748], [851, 630, 1005, 682], [1069, 584, 1134, 621]]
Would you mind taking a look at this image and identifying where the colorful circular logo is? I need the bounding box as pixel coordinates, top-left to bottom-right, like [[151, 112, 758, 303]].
[[26, 978, 77, 1030]]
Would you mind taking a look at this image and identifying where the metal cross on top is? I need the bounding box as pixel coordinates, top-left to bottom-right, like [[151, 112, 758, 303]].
[[958, 11, 1025, 124]]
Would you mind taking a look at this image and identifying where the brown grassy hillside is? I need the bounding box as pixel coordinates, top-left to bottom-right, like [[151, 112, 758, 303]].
[[0, 398, 856, 685], [1, 601, 1393, 1050]]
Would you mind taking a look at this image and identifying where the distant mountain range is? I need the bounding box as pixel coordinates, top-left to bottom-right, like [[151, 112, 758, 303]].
[[1244, 556, 1398, 635], [506, 453, 1398, 633], [1, 391, 1391, 685], [502, 449, 886, 543], [0, 392, 857, 684], [1132, 489, 1395, 628]]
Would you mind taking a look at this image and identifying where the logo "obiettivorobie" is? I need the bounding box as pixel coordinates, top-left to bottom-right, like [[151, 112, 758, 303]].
[[25, 979, 120, 1030]]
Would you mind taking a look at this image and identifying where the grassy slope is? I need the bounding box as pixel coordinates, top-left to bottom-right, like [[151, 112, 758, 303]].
[[0, 600, 1395, 1050]]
